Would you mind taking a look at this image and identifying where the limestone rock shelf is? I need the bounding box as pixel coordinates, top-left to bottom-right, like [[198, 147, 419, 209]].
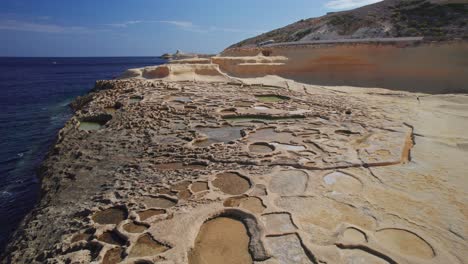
[[2, 74, 467, 263]]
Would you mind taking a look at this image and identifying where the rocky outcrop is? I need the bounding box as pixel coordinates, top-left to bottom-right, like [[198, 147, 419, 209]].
[[2, 65, 467, 263], [120, 63, 234, 83], [125, 41, 468, 94], [220, 41, 468, 94], [229, 0, 468, 49], [2, 2, 467, 262]]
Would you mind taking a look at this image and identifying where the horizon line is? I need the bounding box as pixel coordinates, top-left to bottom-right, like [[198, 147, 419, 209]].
[[0, 55, 172, 58]]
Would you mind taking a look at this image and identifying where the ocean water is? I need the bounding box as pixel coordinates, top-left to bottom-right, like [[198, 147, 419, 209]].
[[0, 57, 165, 252]]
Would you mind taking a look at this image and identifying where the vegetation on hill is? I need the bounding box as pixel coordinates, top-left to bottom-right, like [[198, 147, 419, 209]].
[[229, 0, 467, 48]]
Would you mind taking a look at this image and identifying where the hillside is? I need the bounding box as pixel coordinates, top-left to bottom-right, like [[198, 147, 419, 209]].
[[229, 0, 468, 48]]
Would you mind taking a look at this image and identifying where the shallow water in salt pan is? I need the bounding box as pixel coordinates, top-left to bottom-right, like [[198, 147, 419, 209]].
[[141, 196, 177, 208], [194, 126, 245, 147], [138, 209, 166, 221], [103, 247, 124, 264], [191, 182, 209, 192], [172, 96, 192, 103], [129, 234, 170, 257], [212, 172, 250, 195], [123, 222, 148, 233], [78, 121, 103, 131], [98, 231, 126, 246], [224, 196, 266, 213], [189, 217, 252, 264], [249, 143, 275, 153], [92, 207, 127, 225], [271, 142, 306, 151]]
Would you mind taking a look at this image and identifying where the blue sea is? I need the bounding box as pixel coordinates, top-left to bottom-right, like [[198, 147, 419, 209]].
[[0, 57, 165, 252]]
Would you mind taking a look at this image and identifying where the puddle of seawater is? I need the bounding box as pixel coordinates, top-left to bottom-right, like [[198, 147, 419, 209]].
[[79, 115, 112, 131], [270, 143, 306, 151], [189, 217, 253, 264], [194, 126, 245, 147], [92, 207, 127, 225], [79, 121, 104, 131], [172, 97, 192, 103], [98, 231, 126, 246], [212, 172, 250, 195], [249, 143, 275, 153], [141, 196, 177, 208], [224, 196, 266, 214]]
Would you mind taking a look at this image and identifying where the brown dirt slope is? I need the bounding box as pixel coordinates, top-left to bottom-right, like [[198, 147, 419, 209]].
[[228, 0, 468, 48]]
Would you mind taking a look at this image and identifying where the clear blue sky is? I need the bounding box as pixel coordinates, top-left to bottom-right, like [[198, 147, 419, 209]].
[[0, 0, 381, 56]]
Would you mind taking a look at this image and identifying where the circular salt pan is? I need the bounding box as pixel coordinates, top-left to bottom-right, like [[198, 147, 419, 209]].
[[375, 229, 434, 259], [343, 227, 367, 244], [191, 182, 209, 193], [212, 172, 250, 195], [92, 207, 127, 225], [224, 196, 266, 214], [79, 121, 103, 131], [189, 217, 252, 264], [269, 170, 308, 195], [138, 209, 166, 221], [141, 196, 177, 208], [271, 142, 306, 152], [323, 171, 362, 194], [123, 222, 148, 233], [249, 143, 275, 153], [129, 234, 170, 258], [255, 95, 289, 103]]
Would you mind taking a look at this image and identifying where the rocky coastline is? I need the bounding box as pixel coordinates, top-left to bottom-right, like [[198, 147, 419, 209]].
[[1, 52, 467, 263], [2, 0, 467, 261]]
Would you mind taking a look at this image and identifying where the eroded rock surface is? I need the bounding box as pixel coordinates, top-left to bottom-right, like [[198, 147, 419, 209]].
[[1, 75, 467, 264]]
